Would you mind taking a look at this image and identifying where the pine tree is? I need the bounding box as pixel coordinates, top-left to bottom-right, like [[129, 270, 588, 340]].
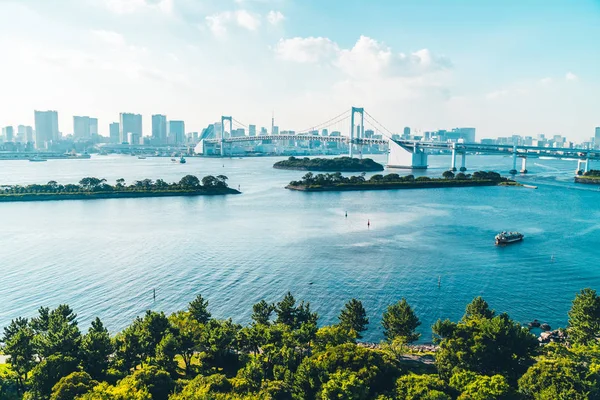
[[338, 299, 369, 338]]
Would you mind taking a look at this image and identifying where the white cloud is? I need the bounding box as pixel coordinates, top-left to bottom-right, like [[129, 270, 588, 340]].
[[276, 35, 450, 79], [267, 10, 285, 25], [206, 10, 261, 36], [274, 37, 339, 63], [539, 77, 552, 85], [566, 72, 578, 81], [99, 0, 173, 15], [486, 89, 510, 99], [90, 29, 126, 47]]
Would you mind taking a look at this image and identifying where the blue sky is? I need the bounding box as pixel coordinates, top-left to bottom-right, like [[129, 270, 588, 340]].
[[0, 0, 599, 140]]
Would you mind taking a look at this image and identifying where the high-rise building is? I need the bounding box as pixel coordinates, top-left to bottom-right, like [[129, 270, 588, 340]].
[[34, 110, 59, 149], [90, 118, 98, 139], [109, 122, 120, 143], [168, 120, 185, 145], [321, 129, 328, 136], [2, 126, 14, 142], [403, 127, 411, 138], [152, 114, 167, 144], [119, 113, 142, 144], [272, 126, 279, 135], [595, 127, 600, 145], [260, 127, 268, 135], [249, 125, 256, 137], [73, 116, 91, 139]]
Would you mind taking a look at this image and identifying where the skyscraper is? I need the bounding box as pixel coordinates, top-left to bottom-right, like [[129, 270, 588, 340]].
[[34, 110, 59, 149], [90, 118, 98, 140], [403, 127, 411, 138], [2, 126, 14, 142], [152, 114, 167, 144], [595, 127, 600, 145], [119, 113, 142, 144], [249, 125, 256, 137], [109, 122, 120, 144], [168, 120, 185, 145], [73, 116, 91, 139], [18, 125, 34, 143]]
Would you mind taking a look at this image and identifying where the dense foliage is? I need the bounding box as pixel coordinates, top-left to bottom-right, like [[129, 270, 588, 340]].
[[289, 170, 508, 188], [582, 170, 600, 178], [274, 156, 384, 172], [0, 175, 231, 197], [2, 290, 600, 399]]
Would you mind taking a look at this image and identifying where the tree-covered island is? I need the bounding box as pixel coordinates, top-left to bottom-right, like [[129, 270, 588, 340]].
[[575, 170, 600, 184], [273, 156, 384, 172], [2, 289, 600, 399], [287, 170, 515, 192], [0, 175, 239, 202]]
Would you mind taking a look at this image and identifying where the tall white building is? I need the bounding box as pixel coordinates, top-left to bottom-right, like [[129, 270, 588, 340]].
[[109, 122, 120, 143], [34, 110, 59, 149], [119, 113, 142, 144], [152, 114, 167, 144], [17, 125, 34, 143], [2, 126, 14, 142]]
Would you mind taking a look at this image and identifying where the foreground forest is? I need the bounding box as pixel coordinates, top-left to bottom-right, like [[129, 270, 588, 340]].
[[2, 289, 600, 399]]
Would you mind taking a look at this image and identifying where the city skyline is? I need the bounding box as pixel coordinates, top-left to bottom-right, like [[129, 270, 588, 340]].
[[0, 0, 599, 140]]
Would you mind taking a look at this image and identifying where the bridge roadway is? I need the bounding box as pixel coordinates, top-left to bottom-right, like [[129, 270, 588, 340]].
[[204, 134, 388, 145]]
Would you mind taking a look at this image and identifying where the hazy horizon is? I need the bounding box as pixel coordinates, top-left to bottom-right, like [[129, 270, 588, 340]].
[[1, 0, 599, 140]]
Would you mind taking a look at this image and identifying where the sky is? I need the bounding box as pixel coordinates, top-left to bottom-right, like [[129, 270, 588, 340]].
[[0, 0, 599, 140]]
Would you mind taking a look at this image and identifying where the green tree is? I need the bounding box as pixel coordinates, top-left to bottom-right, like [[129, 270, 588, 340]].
[[442, 171, 455, 179], [381, 298, 421, 343], [155, 333, 179, 376], [463, 296, 495, 321], [320, 370, 368, 400], [189, 294, 211, 324], [82, 317, 113, 380], [168, 311, 202, 376], [568, 288, 600, 345], [396, 374, 451, 400], [450, 371, 512, 400], [179, 175, 201, 188], [50, 371, 97, 400], [35, 304, 82, 360], [251, 300, 274, 325], [28, 354, 79, 399], [338, 299, 369, 339], [313, 325, 356, 352], [2, 317, 36, 390]]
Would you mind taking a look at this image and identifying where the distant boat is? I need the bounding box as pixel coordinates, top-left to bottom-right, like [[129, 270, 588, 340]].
[[29, 156, 47, 162], [495, 231, 524, 245], [138, 156, 147, 159], [179, 156, 186, 164]]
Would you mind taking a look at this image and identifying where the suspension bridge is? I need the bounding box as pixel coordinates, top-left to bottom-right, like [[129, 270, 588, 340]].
[[199, 106, 597, 174]]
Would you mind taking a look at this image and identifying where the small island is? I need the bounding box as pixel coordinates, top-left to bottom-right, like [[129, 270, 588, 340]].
[[0, 175, 239, 202], [574, 170, 600, 184], [286, 170, 514, 192], [273, 156, 384, 172]]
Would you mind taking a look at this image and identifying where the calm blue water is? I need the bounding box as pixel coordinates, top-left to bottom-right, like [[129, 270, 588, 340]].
[[1, 154, 599, 342]]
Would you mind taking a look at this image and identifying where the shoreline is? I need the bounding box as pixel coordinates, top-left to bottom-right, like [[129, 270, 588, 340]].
[[574, 176, 600, 184], [273, 165, 384, 172], [0, 188, 240, 203], [286, 180, 500, 192]]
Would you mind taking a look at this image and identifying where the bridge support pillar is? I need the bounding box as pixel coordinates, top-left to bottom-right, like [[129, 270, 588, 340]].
[[459, 153, 467, 171], [521, 157, 528, 174], [450, 148, 457, 171], [576, 160, 584, 175], [509, 147, 518, 174], [585, 158, 590, 173]]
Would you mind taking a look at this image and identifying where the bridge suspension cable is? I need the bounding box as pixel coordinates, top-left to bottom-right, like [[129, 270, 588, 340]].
[[363, 110, 395, 139], [232, 117, 248, 129], [297, 109, 351, 134]]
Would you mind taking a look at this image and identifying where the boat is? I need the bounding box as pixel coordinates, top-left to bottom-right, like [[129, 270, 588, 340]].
[[495, 231, 524, 245], [179, 156, 186, 164], [171, 158, 177, 163], [29, 156, 47, 162], [138, 156, 147, 159]]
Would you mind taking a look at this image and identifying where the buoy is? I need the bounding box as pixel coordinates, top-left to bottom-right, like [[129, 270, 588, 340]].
[[438, 276, 441, 287], [367, 219, 370, 227], [345, 211, 347, 218], [153, 289, 156, 302]]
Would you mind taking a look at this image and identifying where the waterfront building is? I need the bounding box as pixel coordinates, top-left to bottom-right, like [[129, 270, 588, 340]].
[[321, 129, 328, 137], [34, 110, 59, 149], [272, 126, 279, 135], [168, 120, 185, 145], [73, 116, 97, 139], [109, 122, 120, 144], [249, 125, 256, 136], [595, 127, 600, 147], [2, 126, 14, 142], [152, 114, 167, 145], [260, 127, 268, 135], [403, 127, 411, 139], [119, 113, 142, 144]]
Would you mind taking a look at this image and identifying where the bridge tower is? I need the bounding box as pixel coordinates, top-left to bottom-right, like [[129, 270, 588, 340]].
[[220, 116, 233, 156], [349, 107, 364, 158]]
